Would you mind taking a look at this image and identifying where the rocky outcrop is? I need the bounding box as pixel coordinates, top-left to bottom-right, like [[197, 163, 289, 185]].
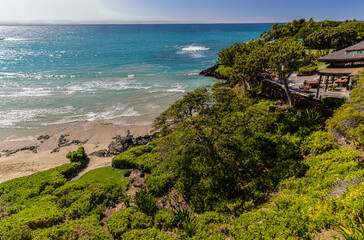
[[51, 135, 88, 153], [1, 146, 38, 157], [90, 134, 154, 157], [199, 64, 228, 80], [37, 135, 50, 141]]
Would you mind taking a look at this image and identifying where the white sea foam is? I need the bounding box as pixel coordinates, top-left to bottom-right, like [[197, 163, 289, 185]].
[[83, 104, 140, 121], [0, 106, 75, 127], [182, 45, 210, 52], [0, 88, 52, 97], [146, 103, 161, 109], [65, 80, 149, 94], [187, 72, 199, 76], [167, 84, 186, 93], [128, 74, 135, 79], [3, 38, 27, 41], [120, 107, 141, 117]]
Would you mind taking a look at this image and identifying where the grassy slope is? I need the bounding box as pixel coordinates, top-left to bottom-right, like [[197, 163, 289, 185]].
[[1, 131, 363, 240], [0, 164, 128, 240], [78, 166, 128, 185]]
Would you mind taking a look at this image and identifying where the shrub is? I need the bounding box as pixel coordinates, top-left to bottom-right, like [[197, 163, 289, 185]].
[[232, 147, 363, 239], [327, 74, 364, 146], [54, 181, 123, 219], [301, 131, 339, 155], [107, 207, 153, 239], [327, 103, 364, 146], [134, 190, 157, 215], [299, 65, 318, 75], [66, 147, 89, 165], [171, 208, 198, 237], [322, 97, 346, 108], [192, 211, 231, 239], [112, 144, 159, 173], [335, 218, 364, 240], [146, 171, 174, 196], [0, 200, 63, 239], [31, 215, 109, 240], [121, 228, 176, 240], [154, 209, 175, 230]]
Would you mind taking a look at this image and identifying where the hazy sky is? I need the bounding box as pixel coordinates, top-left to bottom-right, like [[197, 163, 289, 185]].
[[0, 0, 363, 24]]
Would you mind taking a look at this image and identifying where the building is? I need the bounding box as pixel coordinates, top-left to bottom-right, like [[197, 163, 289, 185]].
[[316, 41, 364, 98]]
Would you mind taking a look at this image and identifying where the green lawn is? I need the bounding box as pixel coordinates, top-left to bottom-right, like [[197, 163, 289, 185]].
[[78, 166, 128, 186]]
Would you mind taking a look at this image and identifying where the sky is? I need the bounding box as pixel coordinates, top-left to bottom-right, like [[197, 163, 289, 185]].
[[0, 0, 363, 24]]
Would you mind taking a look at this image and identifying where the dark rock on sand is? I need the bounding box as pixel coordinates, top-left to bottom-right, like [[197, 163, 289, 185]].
[[51, 135, 88, 153], [89, 149, 108, 157], [90, 134, 154, 157], [124, 170, 132, 177], [133, 183, 143, 188], [37, 135, 50, 141], [199, 63, 228, 80], [2, 145, 38, 156]]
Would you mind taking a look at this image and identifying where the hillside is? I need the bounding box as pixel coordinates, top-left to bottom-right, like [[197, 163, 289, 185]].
[[1, 19, 364, 239]]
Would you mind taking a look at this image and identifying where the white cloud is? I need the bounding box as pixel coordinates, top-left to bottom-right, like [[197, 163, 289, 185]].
[[0, 0, 124, 23]]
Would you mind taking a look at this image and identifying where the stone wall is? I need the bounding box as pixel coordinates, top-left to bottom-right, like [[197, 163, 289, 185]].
[[261, 79, 334, 118]]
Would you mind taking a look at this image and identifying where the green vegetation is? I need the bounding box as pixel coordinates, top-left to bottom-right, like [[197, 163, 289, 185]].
[[216, 37, 314, 106], [78, 166, 127, 184], [0, 150, 125, 239], [1, 20, 364, 240], [66, 146, 89, 165], [261, 18, 363, 50], [112, 143, 159, 173], [107, 207, 154, 238], [298, 64, 318, 76], [327, 75, 364, 146]]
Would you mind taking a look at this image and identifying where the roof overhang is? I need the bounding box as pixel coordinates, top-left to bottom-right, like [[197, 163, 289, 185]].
[[319, 66, 363, 76]]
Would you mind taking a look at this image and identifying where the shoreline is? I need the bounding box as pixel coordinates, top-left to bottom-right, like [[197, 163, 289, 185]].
[[0, 119, 153, 183]]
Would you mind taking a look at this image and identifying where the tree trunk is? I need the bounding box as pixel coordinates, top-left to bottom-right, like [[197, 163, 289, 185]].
[[282, 75, 294, 108]]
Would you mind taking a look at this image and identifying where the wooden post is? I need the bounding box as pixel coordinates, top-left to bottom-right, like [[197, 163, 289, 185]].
[[348, 76, 352, 90], [324, 76, 329, 92], [316, 75, 322, 98]]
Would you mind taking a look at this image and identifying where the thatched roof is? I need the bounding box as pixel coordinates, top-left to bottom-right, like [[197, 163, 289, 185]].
[[318, 41, 364, 63]]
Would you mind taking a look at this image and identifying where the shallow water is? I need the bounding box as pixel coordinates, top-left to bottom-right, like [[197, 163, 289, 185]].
[[0, 24, 271, 139]]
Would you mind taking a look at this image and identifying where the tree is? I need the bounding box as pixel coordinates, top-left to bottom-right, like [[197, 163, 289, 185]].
[[304, 27, 359, 51], [265, 38, 310, 108], [216, 39, 268, 91]]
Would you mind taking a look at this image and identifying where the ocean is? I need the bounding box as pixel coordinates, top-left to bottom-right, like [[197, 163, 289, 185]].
[[0, 24, 271, 139]]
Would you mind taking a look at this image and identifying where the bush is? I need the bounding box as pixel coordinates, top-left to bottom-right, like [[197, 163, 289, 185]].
[[121, 228, 176, 240], [31, 215, 109, 240], [133, 190, 157, 215], [66, 147, 89, 165], [232, 147, 364, 239], [322, 97, 346, 108], [107, 207, 153, 239], [112, 144, 159, 173], [154, 209, 175, 230], [298, 65, 318, 75], [326, 74, 364, 146], [146, 171, 174, 196], [53, 181, 123, 219], [301, 131, 339, 155]]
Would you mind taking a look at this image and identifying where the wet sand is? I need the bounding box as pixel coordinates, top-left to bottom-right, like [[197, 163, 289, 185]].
[[0, 119, 153, 183]]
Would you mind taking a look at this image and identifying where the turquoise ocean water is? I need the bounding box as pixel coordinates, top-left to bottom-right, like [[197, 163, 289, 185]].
[[0, 24, 271, 138]]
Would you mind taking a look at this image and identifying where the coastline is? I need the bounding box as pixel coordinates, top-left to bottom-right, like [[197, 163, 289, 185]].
[[0, 118, 153, 183]]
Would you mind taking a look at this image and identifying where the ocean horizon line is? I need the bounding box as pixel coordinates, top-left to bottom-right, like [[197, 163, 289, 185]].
[[0, 21, 288, 26]]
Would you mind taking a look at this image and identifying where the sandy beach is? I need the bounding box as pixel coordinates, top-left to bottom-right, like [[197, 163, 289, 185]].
[[0, 119, 153, 183]]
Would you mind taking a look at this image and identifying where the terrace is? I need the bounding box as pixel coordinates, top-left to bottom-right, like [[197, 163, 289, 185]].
[[289, 41, 364, 100]]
